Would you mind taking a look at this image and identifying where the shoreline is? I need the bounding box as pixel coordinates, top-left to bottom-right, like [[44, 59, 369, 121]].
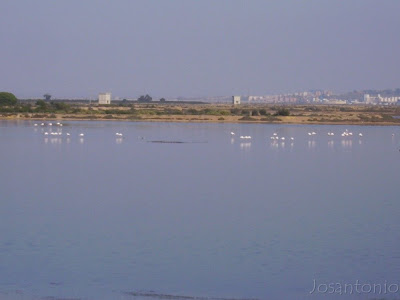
[[1, 103, 400, 126], [1, 114, 400, 126]]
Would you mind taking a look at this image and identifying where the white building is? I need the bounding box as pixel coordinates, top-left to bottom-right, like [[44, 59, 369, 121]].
[[364, 94, 400, 105], [232, 96, 241, 105], [98, 93, 111, 105]]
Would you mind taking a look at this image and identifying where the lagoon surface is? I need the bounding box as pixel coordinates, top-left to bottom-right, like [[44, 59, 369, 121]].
[[1, 120, 400, 300]]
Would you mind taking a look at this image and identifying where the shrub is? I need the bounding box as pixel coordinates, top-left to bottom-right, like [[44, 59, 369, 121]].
[[239, 116, 257, 121], [274, 108, 290, 116], [0, 92, 18, 106]]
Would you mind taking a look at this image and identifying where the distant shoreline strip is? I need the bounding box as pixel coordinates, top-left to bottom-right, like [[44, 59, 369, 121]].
[[125, 291, 259, 300]]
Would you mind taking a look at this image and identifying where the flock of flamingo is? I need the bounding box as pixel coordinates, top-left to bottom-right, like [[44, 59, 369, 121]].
[[34, 123, 397, 146], [230, 128, 367, 142]]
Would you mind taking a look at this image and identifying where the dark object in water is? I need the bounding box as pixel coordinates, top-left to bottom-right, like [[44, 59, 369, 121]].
[[41, 296, 81, 300], [148, 140, 185, 144]]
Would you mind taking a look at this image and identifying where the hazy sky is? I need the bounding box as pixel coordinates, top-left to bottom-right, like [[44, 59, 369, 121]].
[[1, 0, 400, 99]]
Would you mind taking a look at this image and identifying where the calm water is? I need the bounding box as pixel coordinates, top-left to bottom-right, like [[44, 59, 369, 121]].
[[0, 120, 400, 300]]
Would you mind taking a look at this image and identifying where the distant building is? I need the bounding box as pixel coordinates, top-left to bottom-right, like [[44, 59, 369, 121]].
[[98, 92, 111, 105], [232, 96, 241, 105], [364, 94, 400, 105], [364, 94, 376, 104]]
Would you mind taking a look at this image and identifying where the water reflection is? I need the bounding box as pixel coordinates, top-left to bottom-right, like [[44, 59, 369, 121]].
[[270, 140, 293, 151], [341, 139, 352, 149], [239, 142, 251, 150], [270, 140, 279, 150], [50, 137, 62, 145]]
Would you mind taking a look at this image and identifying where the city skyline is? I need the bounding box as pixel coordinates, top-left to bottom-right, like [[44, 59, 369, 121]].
[[1, 1, 400, 99]]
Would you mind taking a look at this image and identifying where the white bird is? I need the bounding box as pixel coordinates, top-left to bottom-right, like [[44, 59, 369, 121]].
[[34, 123, 38, 126], [44, 132, 49, 135], [48, 123, 52, 126], [312, 132, 316, 135], [359, 133, 363, 137], [79, 133, 84, 137], [41, 123, 45, 126], [281, 137, 285, 140], [290, 137, 294, 140], [308, 132, 312, 136], [66, 133, 70, 136], [230, 132, 235, 135], [273, 133, 277, 136]]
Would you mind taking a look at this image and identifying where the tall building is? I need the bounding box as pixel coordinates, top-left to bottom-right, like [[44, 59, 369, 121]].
[[364, 94, 372, 104], [98, 93, 111, 105], [232, 96, 241, 105]]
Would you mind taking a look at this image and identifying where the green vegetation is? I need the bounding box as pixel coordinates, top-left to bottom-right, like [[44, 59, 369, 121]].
[[35, 100, 48, 111], [274, 108, 290, 116], [43, 93, 52, 101], [0, 92, 18, 106], [34, 100, 73, 113], [137, 94, 152, 102]]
